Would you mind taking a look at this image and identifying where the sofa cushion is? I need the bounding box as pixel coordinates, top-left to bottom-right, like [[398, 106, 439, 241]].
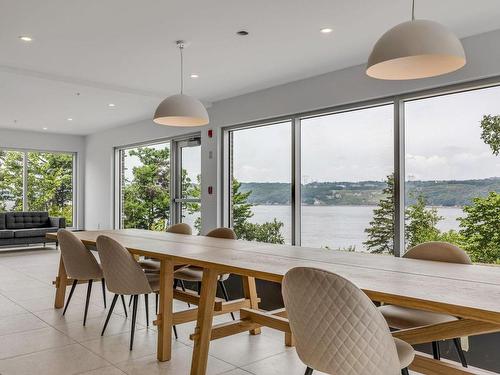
[[6, 212, 50, 229], [0, 213, 5, 230], [0, 230, 14, 239], [13, 227, 59, 238]]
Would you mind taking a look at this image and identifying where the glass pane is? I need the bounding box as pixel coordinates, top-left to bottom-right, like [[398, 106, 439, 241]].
[[0, 150, 24, 211], [301, 105, 394, 253], [121, 143, 170, 230], [231, 122, 292, 244], [26, 152, 74, 226], [181, 144, 201, 199], [405, 86, 500, 263], [181, 202, 200, 233]]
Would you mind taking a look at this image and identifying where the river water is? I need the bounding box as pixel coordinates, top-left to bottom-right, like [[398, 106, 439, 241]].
[[250, 205, 464, 251]]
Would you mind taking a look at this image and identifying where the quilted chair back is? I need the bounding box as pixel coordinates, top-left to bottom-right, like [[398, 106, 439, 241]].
[[167, 223, 192, 235], [404, 241, 472, 264], [96, 235, 152, 295], [282, 267, 401, 375], [58, 229, 102, 280], [206, 227, 237, 240]]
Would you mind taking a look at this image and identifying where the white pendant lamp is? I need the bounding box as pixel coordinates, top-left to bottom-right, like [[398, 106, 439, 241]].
[[366, 0, 466, 80], [154, 41, 209, 127]]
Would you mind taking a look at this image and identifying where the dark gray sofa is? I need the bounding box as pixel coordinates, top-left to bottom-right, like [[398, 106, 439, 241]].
[[0, 212, 66, 247]]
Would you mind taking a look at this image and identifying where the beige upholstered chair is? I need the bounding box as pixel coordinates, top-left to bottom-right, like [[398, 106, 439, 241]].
[[97, 235, 163, 350], [58, 229, 107, 325], [283, 267, 414, 375], [380, 242, 471, 367], [174, 227, 236, 320]]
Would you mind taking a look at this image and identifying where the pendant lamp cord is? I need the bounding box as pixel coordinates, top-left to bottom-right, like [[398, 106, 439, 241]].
[[411, 0, 415, 21], [179, 44, 184, 94]]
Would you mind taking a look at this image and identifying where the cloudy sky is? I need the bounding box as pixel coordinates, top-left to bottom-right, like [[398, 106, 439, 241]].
[[233, 85, 500, 183]]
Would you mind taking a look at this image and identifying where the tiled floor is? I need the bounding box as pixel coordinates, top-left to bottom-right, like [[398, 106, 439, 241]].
[[0, 246, 327, 375]]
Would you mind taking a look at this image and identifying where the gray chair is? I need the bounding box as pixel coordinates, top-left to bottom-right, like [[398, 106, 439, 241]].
[[282, 267, 414, 375], [173, 227, 236, 320], [97, 235, 161, 350], [58, 229, 107, 325], [380, 241, 471, 367]]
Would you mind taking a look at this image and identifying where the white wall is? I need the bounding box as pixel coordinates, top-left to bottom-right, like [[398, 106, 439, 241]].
[[84, 29, 500, 232], [0, 128, 86, 228]]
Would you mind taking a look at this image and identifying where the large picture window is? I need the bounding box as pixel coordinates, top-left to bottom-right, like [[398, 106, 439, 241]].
[[0, 149, 75, 226]]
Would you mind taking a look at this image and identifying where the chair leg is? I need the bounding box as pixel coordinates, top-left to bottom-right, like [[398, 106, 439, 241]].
[[432, 341, 441, 360], [120, 295, 128, 318], [179, 280, 190, 307], [101, 278, 106, 308], [63, 279, 78, 315], [144, 294, 149, 327], [83, 279, 93, 326], [130, 295, 138, 350], [101, 294, 118, 336], [197, 281, 202, 295], [401, 368, 409, 375], [453, 338, 468, 367], [173, 325, 178, 340], [304, 367, 313, 375], [219, 280, 235, 321], [128, 295, 133, 307]]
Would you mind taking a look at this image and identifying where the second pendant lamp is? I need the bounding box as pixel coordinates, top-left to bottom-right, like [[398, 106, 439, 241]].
[[154, 41, 209, 127]]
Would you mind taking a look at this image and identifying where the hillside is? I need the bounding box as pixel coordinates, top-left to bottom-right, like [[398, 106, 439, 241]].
[[239, 178, 500, 207]]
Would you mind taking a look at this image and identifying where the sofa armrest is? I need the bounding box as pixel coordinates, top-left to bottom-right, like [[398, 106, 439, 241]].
[[50, 217, 66, 228]]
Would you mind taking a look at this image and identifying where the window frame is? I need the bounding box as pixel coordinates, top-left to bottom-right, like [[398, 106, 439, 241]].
[[0, 147, 77, 228], [221, 76, 500, 255]]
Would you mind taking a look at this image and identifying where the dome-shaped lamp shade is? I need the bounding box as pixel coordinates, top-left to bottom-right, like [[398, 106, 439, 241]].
[[367, 19, 466, 80], [153, 94, 209, 127]]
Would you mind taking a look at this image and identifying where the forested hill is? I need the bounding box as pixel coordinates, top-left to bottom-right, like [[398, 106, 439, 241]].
[[239, 178, 500, 207]]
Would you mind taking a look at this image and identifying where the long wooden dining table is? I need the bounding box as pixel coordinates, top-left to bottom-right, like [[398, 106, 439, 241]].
[[48, 229, 500, 375]]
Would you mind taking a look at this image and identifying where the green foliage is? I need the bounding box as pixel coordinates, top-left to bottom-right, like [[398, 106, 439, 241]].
[[458, 192, 500, 264], [0, 151, 73, 225], [122, 146, 170, 230], [363, 174, 395, 254], [231, 179, 285, 244], [480, 115, 500, 156], [405, 195, 443, 249]]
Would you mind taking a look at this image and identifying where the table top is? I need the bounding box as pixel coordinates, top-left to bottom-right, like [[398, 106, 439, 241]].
[[48, 229, 500, 324]]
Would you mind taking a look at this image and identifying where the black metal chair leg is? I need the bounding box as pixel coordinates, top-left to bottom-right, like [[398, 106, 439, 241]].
[[432, 341, 441, 360], [83, 279, 93, 326], [401, 368, 409, 375], [144, 294, 149, 327], [304, 367, 313, 375], [197, 281, 202, 295], [128, 295, 133, 307], [219, 281, 235, 320], [453, 338, 468, 367], [155, 292, 158, 315], [63, 279, 78, 315], [130, 295, 138, 350], [120, 295, 128, 317], [101, 294, 118, 336], [173, 325, 178, 340], [101, 278, 106, 308], [179, 280, 190, 307]]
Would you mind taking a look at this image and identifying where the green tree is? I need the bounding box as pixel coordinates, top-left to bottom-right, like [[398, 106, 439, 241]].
[[405, 195, 443, 249], [458, 192, 500, 263], [122, 147, 170, 230], [480, 115, 500, 156], [0, 151, 24, 211], [364, 174, 395, 254]]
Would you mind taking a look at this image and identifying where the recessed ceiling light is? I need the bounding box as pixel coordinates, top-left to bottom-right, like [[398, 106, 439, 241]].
[[18, 35, 33, 42], [236, 30, 249, 36], [320, 28, 333, 34], [67, 118, 73, 121], [190, 74, 199, 79], [108, 103, 116, 108], [42, 127, 48, 130]]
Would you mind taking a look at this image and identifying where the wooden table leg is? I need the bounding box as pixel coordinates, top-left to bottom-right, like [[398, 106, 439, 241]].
[[157, 258, 174, 362], [190, 268, 219, 375], [54, 255, 67, 309], [242, 276, 261, 335]]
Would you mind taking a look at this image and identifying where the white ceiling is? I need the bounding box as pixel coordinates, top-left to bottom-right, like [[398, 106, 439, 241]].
[[1, 0, 500, 135]]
